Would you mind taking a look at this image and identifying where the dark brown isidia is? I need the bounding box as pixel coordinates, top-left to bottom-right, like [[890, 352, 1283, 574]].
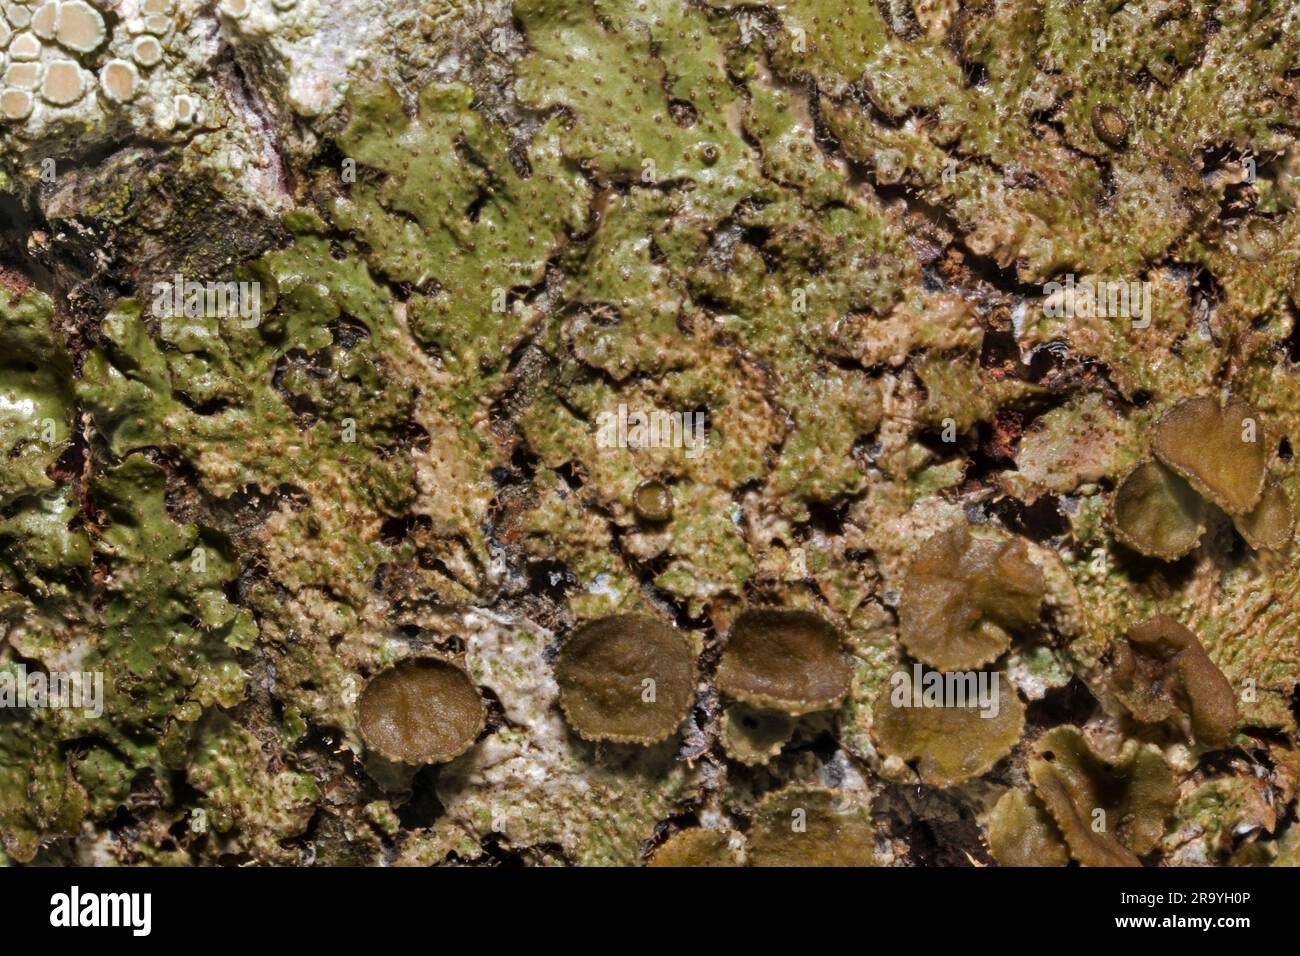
[[357, 656, 487, 765], [554, 614, 696, 744]]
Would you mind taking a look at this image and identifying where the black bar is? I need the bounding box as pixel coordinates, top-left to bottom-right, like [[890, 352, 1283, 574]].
[[0, 865, 1280, 943]]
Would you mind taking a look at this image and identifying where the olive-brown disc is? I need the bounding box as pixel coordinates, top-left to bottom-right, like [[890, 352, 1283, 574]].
[[1151, 396, 1268, 514], [986, 789, 1068, 867], [720, 702, 795, 766], [1091, 104, 1128, 147], [872, 669, 1025, 788], [899, 526, 1044, 671], [747, 785, 874, 867], [1028, 726, 1177, 866], [1233, 476, 1295, 551], [1111, 615, 1238, 747], [1110, 459, 1205, 559], [632, 479, 673, 522], [715, 608, 852, 715], [555, 614, 696, 744], [647, 828, 742, 867], [357, 656, 486, 765]]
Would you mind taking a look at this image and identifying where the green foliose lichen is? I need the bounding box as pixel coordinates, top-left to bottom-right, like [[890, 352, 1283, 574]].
[[6, 0, 1300, 868]]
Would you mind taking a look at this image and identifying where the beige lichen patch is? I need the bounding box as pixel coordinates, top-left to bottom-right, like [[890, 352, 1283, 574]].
[[647, 828, 742, 867], [172, 93, 197, 124], [899, 525, 1045, 671], [1108, 615, 1238, 747], [986, 788, 1068, 867], [554, 614, 696, 744], [39, 59, 84, 106], [357, 656, 486, 765], [218, 0, 249, 19], [131, 35, 162, 68], [52, 0, 104, 54], [98, 59, 137, 103], [5, 4, 31, 30], [142, 0, 174, 12], [1233, 476, 1295, 551], [9, 30, 39, 60], [4, 61, 41, 89], [747, 785, 874, 867], [872, 668, 1025, 788], [715, 608, 852, 715], [1111, 459, 1206, 559], [29, 1, 54, 40], [1029, 727, 1178, 866], [1151, 396, 1268, 515], [720, 703, 795, 767], [0, 86, 32, 119]]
